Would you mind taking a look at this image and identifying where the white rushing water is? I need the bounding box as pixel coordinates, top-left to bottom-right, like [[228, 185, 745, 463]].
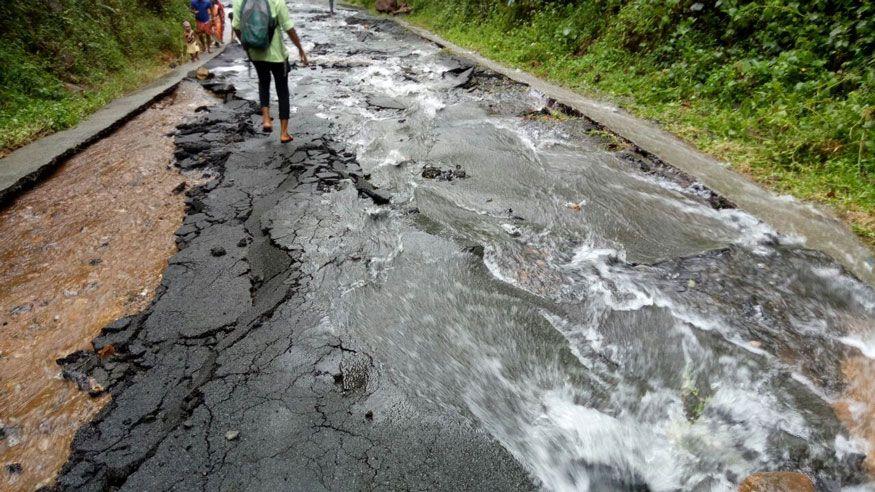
[[218, 2, 875, 488]]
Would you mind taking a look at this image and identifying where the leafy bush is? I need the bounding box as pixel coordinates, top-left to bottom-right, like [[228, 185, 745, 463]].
[[0, 0, 189, 153]]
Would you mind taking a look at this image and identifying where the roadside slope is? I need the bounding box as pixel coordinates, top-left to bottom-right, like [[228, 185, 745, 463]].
[[352, 0, 874, 249], [0, 0, 190, 157]]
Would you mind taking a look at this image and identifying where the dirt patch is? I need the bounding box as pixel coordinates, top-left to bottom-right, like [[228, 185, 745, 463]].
[[739, 471, 815, 491], [0, 81, 216, 491]]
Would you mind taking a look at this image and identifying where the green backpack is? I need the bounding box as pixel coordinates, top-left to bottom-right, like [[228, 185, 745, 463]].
[[240, 0, 276, 50]]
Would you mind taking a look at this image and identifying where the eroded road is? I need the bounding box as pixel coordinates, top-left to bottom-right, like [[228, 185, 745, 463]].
[[53, 3, 874, 491]]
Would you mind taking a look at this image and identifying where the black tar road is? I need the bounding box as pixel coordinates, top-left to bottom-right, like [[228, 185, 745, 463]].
[[54, 10, 534, 492]]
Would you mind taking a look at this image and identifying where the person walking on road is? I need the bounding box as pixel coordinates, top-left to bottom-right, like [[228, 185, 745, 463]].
[[211, 0, 226, 46], [191, 0, 213, 53], [233, 0, 308, 144]]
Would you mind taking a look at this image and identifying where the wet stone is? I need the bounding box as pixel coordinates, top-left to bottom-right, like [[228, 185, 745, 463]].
[[176, 223, 199, 237], [10, 303, 32, 315], [421, 165, 468, 181], [175, 133, 205, 145], [201, 81, 236, 95], [442, 66, 475, 88], [201, 132, 226, 143], [210, 246, 227, 257], [366, 95, 407, 110], [331, 161, 346, 172], [176, 157, 200, 170]]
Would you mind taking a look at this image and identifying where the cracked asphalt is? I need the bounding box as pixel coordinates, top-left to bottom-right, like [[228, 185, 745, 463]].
[[55, 92, 532, 490], [49, 2, 875, 491]]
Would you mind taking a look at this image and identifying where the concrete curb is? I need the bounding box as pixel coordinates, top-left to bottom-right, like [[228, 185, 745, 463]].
[[0, 46, 228, 208], [349, 7, 874, 285]]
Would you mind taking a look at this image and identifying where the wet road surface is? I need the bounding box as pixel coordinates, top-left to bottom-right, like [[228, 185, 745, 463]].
[[52, 3, 874, 490]]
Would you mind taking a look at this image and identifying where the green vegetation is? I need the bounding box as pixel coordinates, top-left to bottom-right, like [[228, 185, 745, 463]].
[[359, 0, 875, 246], [0, 0, 190, 155]]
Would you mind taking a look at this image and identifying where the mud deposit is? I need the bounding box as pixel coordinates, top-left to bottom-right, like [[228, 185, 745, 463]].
[[0, 82, 215, 490], [46, 2, 875, 491]]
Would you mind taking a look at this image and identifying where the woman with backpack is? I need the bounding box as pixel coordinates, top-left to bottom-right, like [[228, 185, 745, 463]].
[[232, 0, 309, 144]]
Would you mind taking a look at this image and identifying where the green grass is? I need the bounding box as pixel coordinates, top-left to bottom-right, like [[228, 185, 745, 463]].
[[0, 62, 171, 154], [357, 0, 875, 248], [0, 0, 190, 156]]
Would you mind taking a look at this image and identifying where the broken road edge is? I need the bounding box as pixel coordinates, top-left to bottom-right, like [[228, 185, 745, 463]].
[[344, 3, 875, 287]]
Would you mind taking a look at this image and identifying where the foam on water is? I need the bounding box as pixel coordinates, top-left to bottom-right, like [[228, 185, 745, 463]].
[[840, 335, 875, 359], [224, 5, 875, 488]]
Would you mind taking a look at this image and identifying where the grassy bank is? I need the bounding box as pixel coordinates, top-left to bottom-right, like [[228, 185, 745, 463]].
[[0, 0, 190, 156], [358, 0, 874, 247]]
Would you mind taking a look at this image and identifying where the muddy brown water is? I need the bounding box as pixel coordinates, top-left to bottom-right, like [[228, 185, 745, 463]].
[[0, 82, 215, 490]]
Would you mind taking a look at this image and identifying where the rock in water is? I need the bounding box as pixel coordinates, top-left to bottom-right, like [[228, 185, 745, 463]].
[[374, 0, 394, 12], [374, 0, 410, 14], [739, 472, 815, 492]]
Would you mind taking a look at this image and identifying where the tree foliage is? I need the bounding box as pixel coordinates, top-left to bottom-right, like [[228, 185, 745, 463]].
[[0, 0, 187, 105], [0, 0, 188, 152]]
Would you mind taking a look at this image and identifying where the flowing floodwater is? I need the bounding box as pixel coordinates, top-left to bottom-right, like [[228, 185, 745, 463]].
[[170, 3, 875, 489], [0, 83, 216, 490]]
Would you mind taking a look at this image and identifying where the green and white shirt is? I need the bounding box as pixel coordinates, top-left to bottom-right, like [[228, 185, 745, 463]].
[[232, 0, 294, 63]]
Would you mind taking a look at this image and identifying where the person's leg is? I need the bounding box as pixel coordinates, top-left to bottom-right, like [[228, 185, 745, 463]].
[[253, 61, 274, 131], [270, 62, 292, 142], [196, 23, 211, 53]]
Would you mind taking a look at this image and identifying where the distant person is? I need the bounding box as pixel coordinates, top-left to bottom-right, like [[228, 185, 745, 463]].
[[233, 0, 308, 144], [211, 0, 226, 46], [227, 3, 237, 42], [183, 21, 201, 61], [190, 0, 213, 53]]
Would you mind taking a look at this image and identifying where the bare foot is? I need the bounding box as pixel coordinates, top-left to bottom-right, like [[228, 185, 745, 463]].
[[280, 133, 294, 144]]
